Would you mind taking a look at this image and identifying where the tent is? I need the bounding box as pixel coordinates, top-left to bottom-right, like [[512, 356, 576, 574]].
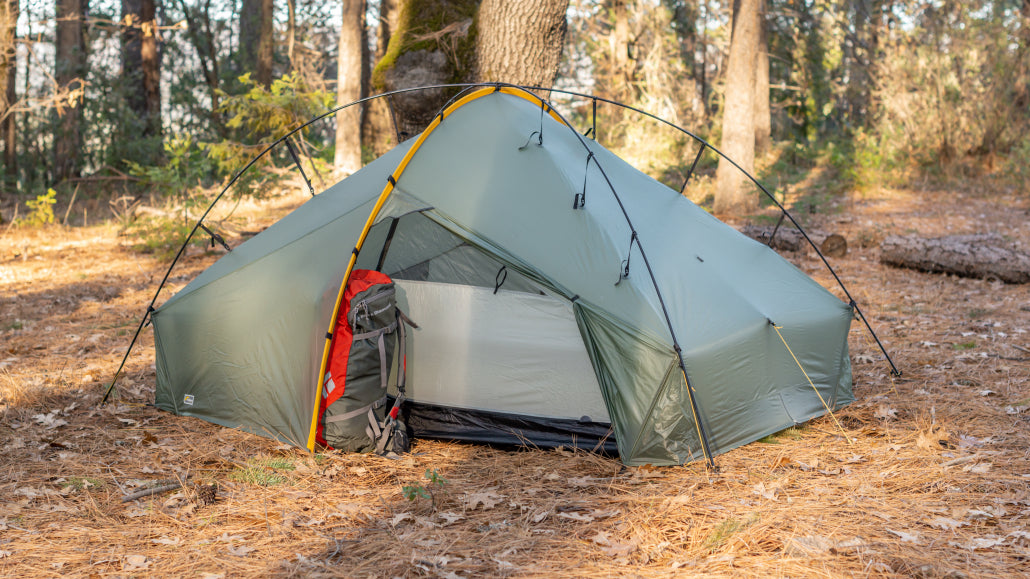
[[151, 86, 854, 466]]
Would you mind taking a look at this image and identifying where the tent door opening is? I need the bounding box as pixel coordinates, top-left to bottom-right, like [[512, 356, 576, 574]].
[[353, 211, 615, 452]]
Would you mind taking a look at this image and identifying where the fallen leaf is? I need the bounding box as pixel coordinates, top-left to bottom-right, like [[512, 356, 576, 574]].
[[927, 517, 966, 530], [151, 536, 182, 546], [951, 536, 1006, 550], [601, 540, 638, 558], [568, 476, 604, 487], [963, 462, 992, 474], [391, 512, 414, 526], [874, 405, 898, 420], [530, 509, 549, 523], [786, 535, 834, 555], [752, 482, 779, 501], [217, 533, 245, 543], [437, 512, 465, 525], [558, 511, 594, 522], [0, 551, 11, 559], [122, 554, 149, 570], [227, 544, 255, 557], [589, 509, 620, 520], [467, 490, 504, 510]]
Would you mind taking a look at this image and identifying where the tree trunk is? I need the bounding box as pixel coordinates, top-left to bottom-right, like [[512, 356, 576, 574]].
[[334, 0, 367, 176], [714, 0, 760, 216], [372, 0, 568, 140], [475, 0, 568, 87], [54, 0, 88, 182], [121, 0, 161, 139], [753, 0, 771, 155], [362, 0, 399, 157], [880, 234, 1030, 284], [238, 0, 273, 86], [1, 0, 17, 180]]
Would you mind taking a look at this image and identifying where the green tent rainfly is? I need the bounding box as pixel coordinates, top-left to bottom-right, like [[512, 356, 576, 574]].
[[152, 87, 853, 466]]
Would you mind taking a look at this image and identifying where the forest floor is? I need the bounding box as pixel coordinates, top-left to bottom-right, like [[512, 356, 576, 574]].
[[1, 180, 1029, 578]]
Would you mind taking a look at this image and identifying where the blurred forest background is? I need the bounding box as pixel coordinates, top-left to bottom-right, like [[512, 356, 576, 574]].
[[0, 0, 1027, 246]]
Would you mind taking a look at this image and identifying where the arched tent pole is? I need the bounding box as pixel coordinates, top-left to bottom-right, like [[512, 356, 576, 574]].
[[517, 85, 901, 378], [100, 83, 486, 406]]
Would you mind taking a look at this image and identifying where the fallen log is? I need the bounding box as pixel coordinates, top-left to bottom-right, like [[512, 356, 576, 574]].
[[879, 234, 1030, 284], [740, 225, 848, 257]]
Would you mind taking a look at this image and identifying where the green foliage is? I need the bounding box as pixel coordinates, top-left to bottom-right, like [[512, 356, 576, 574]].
[[202, 72, 333, 198], [228, 456, 296, 486], [62, 476, 105, 491], [21, 189, 58, 227], [703, 514, 759, 553], [952, 341, 977, 351], [757, 426, 805, 445], [127, 135, 212, 197], [402, 469, 447, 509]]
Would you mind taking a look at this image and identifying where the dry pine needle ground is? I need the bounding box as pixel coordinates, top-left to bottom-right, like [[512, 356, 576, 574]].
[[1, 184, 1029, 578]]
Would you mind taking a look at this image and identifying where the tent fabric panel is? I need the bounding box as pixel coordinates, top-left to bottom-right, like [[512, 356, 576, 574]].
[[621, 369, 704, 466], [573, 303, 678, 463], [677, 309, 854, 454], [393, 96, 671, 341], [153, 196, 383, 447], [391, 279, 609, 423], [400, 398, 618, 454]]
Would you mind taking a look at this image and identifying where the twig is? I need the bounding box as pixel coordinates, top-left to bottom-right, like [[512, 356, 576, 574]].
[[121, 483, 183, 502], [62, 184, 79, 225], [120, 475, 192, 502]]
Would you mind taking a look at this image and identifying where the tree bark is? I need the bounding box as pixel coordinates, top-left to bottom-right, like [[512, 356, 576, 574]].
[[121, 0, 161, 139], [54, 0, 88, 182], [334, 0, 367, 176], [753, 0, 770, 155], [880, 234, 1030, 284], [475, 0, 567, 87], [362, 0, 399, 157], [238, 0, 273, 86], [1, 0, 17, 179], [372, 0, 568, 140], [714, 0, 760, 215]]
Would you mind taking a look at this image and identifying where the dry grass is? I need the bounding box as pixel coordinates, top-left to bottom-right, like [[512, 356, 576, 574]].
[[1, 183, 1028, 578]]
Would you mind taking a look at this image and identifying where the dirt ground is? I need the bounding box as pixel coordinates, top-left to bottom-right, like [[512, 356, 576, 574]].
[[1, 183, 1028, 578]]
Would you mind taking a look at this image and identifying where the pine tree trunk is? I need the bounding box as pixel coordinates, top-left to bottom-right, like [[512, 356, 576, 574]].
[[1, 0, 18, 179], [238, 0, 273, 86], [475, 0, 568, 88], [362, 0, 399, 157], [334, 0, 367, 176], [372, 0, 567, 140], [753, 0, 771, 155], [54, 0, 88, 182], [714, 0, 760, 215], [122, 0, 161, 139]]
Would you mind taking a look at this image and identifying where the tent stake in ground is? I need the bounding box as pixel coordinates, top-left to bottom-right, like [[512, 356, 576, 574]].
[[105, 83, 898, 467]]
